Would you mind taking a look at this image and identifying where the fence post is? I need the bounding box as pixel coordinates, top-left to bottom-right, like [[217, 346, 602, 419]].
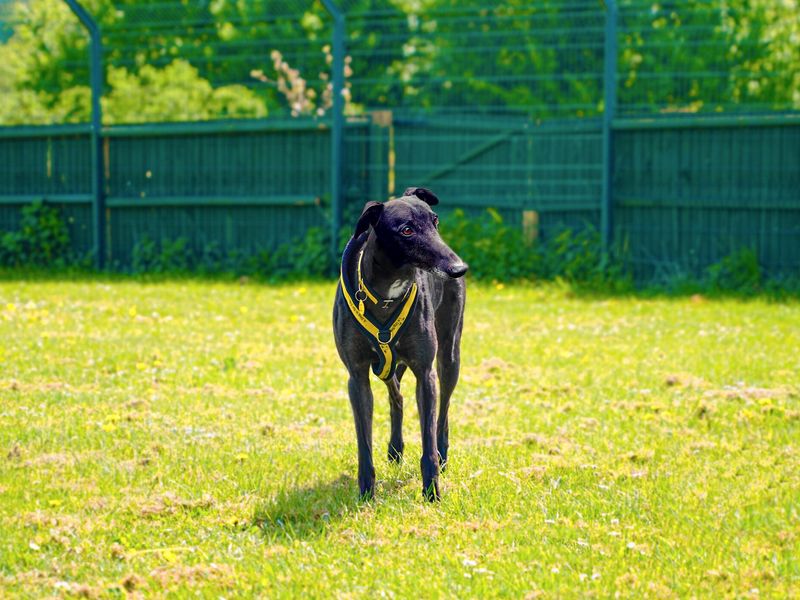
[[601, 0, 618, 257], [322, 0, 346, 272], [64, 0, 105, 269]]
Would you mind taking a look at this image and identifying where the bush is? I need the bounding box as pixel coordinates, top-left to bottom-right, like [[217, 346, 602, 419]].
[[706, 247, 762, 294], [0, 201, 71, 267], [262, 227, 333, 279], [441, 208, 628, 288], [130, 227, 334, 280], [440, 208, 536, 280], [131, 236, 193, 274], [1, 201, 795, 298]]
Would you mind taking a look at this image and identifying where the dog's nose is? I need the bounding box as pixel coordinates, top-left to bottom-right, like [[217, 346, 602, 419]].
[[446, 261, 469, 278]]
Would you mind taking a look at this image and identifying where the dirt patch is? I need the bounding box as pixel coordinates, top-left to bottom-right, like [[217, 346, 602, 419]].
[[245, 386, 276, 397], [149, 563, 234, 588], [5, 569, 52, 586], [6, 443, 22, 460], [0, 379, 98, 394], [664, 372, 707, 388], [22, 510, 81, 530], [521, 433, 574, 456], [120, 573, 145, 592], [477, 357, 512, 380], [704, 385, 795, 402], [7, 570, 100, 598], [23, 452, 82, 469], [622, 449, 655, 464], [138, 492, 216, 517], [461, 519, 504, 532]]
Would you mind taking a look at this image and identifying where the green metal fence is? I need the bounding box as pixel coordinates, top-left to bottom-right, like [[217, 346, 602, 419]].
[[0, 0, 798, 278]]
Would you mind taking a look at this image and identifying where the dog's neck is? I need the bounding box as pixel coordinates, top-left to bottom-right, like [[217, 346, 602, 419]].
[[360, 231, 414, 308]]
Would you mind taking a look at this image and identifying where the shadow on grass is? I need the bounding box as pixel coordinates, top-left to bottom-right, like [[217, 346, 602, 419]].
[[252, 470, 418, 540], [252, 474, 363, 540]]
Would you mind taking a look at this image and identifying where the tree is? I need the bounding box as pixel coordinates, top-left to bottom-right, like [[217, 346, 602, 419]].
[[0, 0, 797, 126]]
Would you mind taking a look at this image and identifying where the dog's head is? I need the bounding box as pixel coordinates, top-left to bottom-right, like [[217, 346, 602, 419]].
[[354, 187, 468, 278]]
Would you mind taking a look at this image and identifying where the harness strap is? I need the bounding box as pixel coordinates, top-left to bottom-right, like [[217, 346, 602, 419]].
[[355, 250, 379, 313], [340, 236, 418, 380]]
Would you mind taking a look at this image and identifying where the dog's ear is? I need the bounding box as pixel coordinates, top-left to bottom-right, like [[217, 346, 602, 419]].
[[403, 187, 439, 206], [354, 201, 384, 237]]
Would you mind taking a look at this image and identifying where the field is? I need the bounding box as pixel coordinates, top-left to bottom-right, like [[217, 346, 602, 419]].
[[1, 278, 798, 598]]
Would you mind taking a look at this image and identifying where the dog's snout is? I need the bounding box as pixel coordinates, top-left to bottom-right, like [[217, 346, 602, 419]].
[[446, 261, 469, 278]]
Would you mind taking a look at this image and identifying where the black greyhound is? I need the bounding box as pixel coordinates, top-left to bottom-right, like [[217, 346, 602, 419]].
[[332, 187, 468, 501]]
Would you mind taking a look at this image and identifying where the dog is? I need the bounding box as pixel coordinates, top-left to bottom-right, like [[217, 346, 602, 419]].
[[332, 187, 468, 501]]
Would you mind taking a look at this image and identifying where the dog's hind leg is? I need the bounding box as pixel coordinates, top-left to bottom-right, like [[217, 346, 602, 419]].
[[348, 368, 376, 499], [386, 364, 408, 463]]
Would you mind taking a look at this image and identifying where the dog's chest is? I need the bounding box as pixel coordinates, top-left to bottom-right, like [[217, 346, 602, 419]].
[[386, 279, 408, 299]]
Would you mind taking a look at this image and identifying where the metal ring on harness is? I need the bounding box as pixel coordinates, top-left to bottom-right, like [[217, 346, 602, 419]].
[[354, 289, 368, 302]]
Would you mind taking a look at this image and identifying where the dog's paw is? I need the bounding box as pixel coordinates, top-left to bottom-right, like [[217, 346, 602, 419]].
[[422, 480, 440, 502], [387, 442, 404, 464], [358, 483, 375, 502]]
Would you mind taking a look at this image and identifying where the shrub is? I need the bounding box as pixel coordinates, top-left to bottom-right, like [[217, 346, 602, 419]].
[[1, 201, 794, 298], [441, 208, 537, 281], [263, 227, 333, 279], [0, 201, 70, 267], [130, 227, 334, 280], [706, 247, 762, 294], [440, 208, 628, 288]]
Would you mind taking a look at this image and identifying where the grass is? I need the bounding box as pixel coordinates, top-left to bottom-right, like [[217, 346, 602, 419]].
[[0, 278, 798, 598]]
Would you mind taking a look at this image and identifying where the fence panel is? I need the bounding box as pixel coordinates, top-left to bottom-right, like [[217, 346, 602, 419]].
[[342, 118, 390, 222], [0, 127, 94, 256], [614, 119, 800, 278], [389, 116, 602, 236], [103, 119, 331, 267]]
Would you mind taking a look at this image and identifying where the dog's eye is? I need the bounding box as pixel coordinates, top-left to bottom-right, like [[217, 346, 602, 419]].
[[433, 216, 439, 229], [400, 226, 414, 237]]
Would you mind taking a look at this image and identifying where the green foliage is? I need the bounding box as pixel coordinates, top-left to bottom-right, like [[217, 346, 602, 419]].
[[261, 227, 333, 280], [102, 61, 267, 124], [130, 227, 334, 280], [441, 208, 628, 288], [706, 247, 762, 294], [0, 201, 70, 267], [538, 227, 605, 284], [0, 0, 90, 124], [1, 203, 794, 299], [2, 0, 799, 125], [131, 236, 191, 274], [440, 208, 536, 281]]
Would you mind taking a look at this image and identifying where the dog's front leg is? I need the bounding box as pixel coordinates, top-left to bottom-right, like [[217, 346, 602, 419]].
[[415, 368, 440, 501], [386, 363, 407, 463], [348, 370, 376, 499]]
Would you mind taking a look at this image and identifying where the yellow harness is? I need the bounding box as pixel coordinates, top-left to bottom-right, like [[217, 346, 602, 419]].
[[339, 236, 418, 380]]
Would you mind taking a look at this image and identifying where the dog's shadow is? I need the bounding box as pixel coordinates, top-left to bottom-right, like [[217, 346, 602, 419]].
[[252, 471, 416, 539]]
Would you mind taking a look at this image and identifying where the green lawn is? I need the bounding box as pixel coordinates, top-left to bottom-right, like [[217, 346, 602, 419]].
[[1, 279, 798, 598]]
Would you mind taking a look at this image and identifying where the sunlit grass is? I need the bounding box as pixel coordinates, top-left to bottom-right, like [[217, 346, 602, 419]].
[[1, 279, 798, 597]]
